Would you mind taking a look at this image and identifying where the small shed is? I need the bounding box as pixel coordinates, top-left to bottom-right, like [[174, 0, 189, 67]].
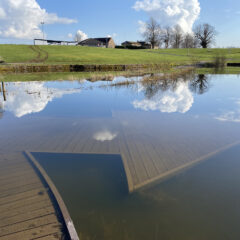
[[78, 38, 115, 48]]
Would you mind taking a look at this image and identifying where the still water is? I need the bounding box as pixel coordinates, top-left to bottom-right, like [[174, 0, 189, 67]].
[[1, 73, 240, 239]]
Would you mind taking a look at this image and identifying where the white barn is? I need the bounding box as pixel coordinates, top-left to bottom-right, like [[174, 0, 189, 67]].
[[34, 39, 77, 46]]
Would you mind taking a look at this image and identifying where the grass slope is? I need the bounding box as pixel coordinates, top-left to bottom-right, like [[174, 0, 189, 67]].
[[0, 45, 240, 65]]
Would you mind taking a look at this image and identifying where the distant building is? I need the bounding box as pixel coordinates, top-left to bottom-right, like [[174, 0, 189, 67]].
[[34, 39, 77, 46], [121, 41, 152, 49], [122, 41, 141, 48], [137, 41, 152, 49], [78, 38, 115, 48]]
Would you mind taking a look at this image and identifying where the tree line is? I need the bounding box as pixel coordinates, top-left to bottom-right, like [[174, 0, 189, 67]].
[[143, 18, 217, 49]]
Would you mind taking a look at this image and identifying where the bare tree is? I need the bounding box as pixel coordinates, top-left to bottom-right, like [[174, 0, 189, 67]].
[[143, 17, 162, 49], [182, 33, 195, 48], [171, 25, 183, 48], [194, 23, 216, 48], [161, 27, 172, 48]]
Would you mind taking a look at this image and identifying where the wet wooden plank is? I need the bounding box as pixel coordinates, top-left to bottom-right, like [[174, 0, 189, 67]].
[[36, 234, 64, 240], [0, 199, 52, 220], [0, 188, 47, 206], [0, 174, 40, 188], [0, 152, 76, 240], [124, 134, 149, 184], [25, 151, 79, 240], [0, 213, 58, 236], [0, 206, 56, 228], [0, 193, 50, 215], [0, 168, 35, 182], [0, 182, 43, 199], [0, 222, 63, 240]]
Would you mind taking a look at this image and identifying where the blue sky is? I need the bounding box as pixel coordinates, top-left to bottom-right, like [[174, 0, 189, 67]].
[[0, 0, 240, 47]]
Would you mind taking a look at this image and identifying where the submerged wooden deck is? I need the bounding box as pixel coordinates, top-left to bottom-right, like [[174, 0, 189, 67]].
[[0, 152, 78, 240], [1, 111, 240, 193]]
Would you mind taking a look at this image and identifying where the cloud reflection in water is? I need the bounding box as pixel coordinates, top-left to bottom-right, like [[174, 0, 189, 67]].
[[2, 82, 81, 117], [133, 80, 194, 113], [93, 130, 118, 142], [215, 99, 240, 123]]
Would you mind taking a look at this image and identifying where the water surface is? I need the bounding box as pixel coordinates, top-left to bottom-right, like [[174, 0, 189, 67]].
[[33, 146, 240, 240], [1, 73, 240, 239]]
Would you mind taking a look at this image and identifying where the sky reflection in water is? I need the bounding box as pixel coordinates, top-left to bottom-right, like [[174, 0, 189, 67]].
[[1, 73, 240, 239], [1, 74, 240, 122]]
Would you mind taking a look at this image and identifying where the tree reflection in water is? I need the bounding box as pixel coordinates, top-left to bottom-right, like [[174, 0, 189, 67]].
[[141, 73, 210, 100], [190, 74, 210, 95], [132, 73, 210, 113]]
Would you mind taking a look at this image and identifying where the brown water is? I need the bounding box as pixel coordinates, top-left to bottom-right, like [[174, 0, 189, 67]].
[[1, 73, 240, 239], [33, 146, 240, 240]]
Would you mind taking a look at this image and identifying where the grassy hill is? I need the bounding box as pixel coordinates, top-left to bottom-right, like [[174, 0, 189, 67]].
[[0, 44, 240, 65]]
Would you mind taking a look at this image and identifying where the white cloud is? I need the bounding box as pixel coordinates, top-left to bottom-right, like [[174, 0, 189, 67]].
[[0, 0, 77, 39], [133, 0, 201, 33], [138, 20, 147, 34], [2, 82, 80, 117], [68, 33, 73, 39], [75, 30, 88, 42], [132, 80, 194, 113], [0, 7, 6, 19], [93, 130, 118, 142], [107, 33, 117, 38]]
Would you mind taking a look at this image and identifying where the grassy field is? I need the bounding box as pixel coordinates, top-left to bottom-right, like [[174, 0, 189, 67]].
[[1, 44, 240, 65]]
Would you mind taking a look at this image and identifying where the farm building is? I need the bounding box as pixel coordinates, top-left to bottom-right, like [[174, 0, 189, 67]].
[[78, 38, 115, 48], [121, 41, 151, 49], [34, 39, 77, 46], [138, 41, 152, 49]]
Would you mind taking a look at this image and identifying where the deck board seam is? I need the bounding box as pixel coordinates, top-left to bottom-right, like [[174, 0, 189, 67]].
[[0, 220, 59, 238], [0, 213, 56, 229], [0, 189, 47, 207], [0, 182, 42, 198], [0, 203, 53, 221], [0, 198, 50, 213]]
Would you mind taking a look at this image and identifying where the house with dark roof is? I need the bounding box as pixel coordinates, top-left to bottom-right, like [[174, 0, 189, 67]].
[[122, 41, 152, 49], [78, 38, 115, 48]]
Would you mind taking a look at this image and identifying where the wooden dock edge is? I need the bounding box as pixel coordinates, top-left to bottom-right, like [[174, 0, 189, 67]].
[[133, 140, 240, 192], [23, 151, 79, 240], [120, 153, 134, 193], [23, 150, 134, 194]]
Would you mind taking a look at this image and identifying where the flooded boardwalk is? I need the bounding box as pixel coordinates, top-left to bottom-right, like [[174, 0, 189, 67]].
[[0, 152, 76, 240], [1, 75, 240, 239]]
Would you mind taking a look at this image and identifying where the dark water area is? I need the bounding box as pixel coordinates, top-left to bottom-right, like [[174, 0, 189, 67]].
[[1, 73, 240, 239], [33, 145, 240, 240]]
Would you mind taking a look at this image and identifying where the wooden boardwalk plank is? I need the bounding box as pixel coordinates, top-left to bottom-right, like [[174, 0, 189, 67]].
[[0, 207, 56, 228], [0, 199, 52, 220], [0, 188, 47, 206], [0, 194, 50, 215], [36, 234, 63, 240], [0, 152, 77, 240], [0, 182, 43, 199], [0, 222, 63, 240], [0, 214, 58, 237]]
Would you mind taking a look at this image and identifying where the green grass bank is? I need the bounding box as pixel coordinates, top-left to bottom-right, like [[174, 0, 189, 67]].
[[1, 45, 240, 65]]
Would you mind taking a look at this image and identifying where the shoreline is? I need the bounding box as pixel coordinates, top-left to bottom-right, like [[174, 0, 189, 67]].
[[0, 63, 173, 74]]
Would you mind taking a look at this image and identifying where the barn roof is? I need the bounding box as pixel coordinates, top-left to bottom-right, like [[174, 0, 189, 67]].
[[79, 38, 112, 45], [34, 39, 77, 43]]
